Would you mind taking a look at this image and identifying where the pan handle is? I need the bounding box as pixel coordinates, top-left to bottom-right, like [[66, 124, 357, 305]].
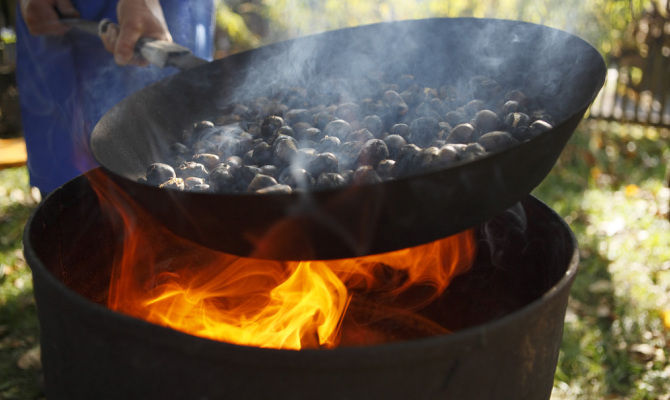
[[134, 36, 208, 70], [61, 18, 207, 71]]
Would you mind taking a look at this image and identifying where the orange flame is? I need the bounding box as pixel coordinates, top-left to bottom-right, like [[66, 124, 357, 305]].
[[89, 170, 476, 350]]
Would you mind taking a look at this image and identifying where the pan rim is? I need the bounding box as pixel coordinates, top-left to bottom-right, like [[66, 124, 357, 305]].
[[91, 16, 606, 198]]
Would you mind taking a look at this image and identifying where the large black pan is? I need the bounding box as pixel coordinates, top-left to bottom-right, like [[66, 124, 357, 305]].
[[90, 18, 605, 260]]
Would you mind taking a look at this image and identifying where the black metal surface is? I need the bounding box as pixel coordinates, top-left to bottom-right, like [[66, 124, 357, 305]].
[[25, 172, 578, 400], [90, 18, 606, 259]]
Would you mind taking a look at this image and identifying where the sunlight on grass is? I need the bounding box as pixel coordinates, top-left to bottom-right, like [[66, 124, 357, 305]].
[[0, 167, 43, 400], [535, 122, 670, 400]]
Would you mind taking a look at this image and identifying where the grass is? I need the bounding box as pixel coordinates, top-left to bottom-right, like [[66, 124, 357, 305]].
[[0, 120, 668, 399], [533, 120, 670, 399], [0, 167, 42, 400]]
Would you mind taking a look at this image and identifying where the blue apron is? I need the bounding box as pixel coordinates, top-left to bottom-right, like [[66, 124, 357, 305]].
[[16, 0, 214, 195]]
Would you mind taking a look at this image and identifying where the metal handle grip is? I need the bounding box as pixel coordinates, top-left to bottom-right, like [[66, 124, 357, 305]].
[[61, 18, 207, 70]]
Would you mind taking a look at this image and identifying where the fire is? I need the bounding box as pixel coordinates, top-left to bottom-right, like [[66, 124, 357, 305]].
[[89, 170, 476, 350]]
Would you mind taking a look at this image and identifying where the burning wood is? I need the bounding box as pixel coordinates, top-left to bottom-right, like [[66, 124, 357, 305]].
[[24, 170, 582, 399], [90, 169, 475, 350]]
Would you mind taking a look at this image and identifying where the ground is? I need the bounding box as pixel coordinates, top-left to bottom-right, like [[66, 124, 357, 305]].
[[0, 120, 669, 399]]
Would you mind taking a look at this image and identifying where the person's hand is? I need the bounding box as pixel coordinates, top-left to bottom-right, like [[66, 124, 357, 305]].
[[100, 0, 172, 66], [20, 0, 79, 36]]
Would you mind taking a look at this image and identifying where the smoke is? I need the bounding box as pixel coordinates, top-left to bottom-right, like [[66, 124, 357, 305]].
[[214, 14, 596, 173], [199, 15, 595, 256], [80, 2, 606, 258]]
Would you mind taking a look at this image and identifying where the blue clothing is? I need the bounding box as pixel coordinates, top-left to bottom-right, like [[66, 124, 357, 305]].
[[16, 0, 214, 195]]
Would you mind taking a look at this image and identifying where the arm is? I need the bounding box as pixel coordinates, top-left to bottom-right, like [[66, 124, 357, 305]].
[[101, 0, 173, 66], [20, 0, 79, 35]]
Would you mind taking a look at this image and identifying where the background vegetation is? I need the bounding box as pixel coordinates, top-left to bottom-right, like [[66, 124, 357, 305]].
[[1, 1, 669, 399], [217, 0, 650, 58]]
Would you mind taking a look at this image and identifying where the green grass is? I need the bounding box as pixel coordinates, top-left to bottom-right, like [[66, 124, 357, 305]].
[[0, 167, 42, 400], [0, 121, 668, 399], [534, 120, 670, 400]]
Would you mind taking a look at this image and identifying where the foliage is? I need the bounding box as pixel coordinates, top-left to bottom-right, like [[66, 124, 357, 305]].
[[533, 121, 670, 399], [221, 0, 648, 57], [216, 1, 262, 53]]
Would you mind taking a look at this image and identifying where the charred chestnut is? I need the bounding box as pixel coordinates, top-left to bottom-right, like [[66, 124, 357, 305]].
[[260, 164, 279, 178], [409, 117, 440, 147], [260, 115, 284, 138], [531, 111, 554, 125], [464, 99, 485, 116], [236, 165, 262, 189], [285, 109, 312, 125], [473, 110, 501, 133], [363, 115, 384, 137], [461, 143, 487, 162], [176, 162, 208, 180], [390, 123, 410, 139], [184, 177, 205, 190], [307, 152, 339, 176], [191, 120, 216, 142], [376, 159, 396, 179], [504, 112, 531, 140], [294, 148, 317, 169], [209, 165, 235, 192], [478, 131, 519, 152], [192, 153, 220, 171], [316, 172, 346, 190], [276, 125, 296, 138], [324, 119, 353, 140], [335, 102, 361, 123], [338, 141, 364, 170], [313, 111, 334, 130], [146, 163, 176, 186], [504, 89, 528, 107], [225, 156, 243, 170], [347, 128, 375, 143], [302, 127, 323, 142], [353, 166, 382, 185], [251, 141, 273, 165], [358, 139, 390, 167], [445, 109, 467, 126], [256, 184, 292, 194], [318, 136, 341, 153], [502, 100, 521, 115], [383, 90, 409, 116], [418, 146, 440, 171], [159, 177, 185, 191], [340, 169, 354, 184], [279, 167, 315, 188], [383, 134, 407, 159], [446, 123, 475, 144], [272, 135, 299, 166], [152, 75, 556, 194], [394, 143, 422, 177], [247, 174, 278, 192], [437, 144, 461, 166], [526, 120, 553, 140]]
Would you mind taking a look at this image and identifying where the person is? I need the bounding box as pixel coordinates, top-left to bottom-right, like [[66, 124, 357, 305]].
[[16, 0, 214, 196]]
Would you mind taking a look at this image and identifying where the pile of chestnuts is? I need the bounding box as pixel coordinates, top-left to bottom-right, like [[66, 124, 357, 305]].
[[141, 74, 554, 194]]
